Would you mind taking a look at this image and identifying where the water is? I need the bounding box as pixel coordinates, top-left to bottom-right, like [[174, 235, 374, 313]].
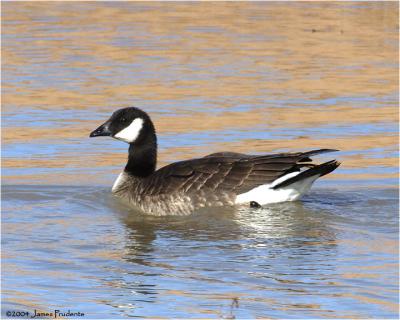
[[2, 185, 398, 318], [2, 2, 399, 319]]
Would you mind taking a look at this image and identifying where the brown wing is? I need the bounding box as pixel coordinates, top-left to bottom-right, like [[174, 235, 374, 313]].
[[142, 149, 338, 196]]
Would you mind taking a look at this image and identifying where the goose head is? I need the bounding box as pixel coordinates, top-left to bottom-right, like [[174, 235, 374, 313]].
[[89, 107, 154, 144]]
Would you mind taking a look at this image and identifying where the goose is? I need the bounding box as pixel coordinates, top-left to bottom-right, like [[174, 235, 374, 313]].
[[90, 107, 340, 215]]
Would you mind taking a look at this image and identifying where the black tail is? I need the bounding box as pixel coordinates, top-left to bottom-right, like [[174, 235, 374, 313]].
[[298, 149, 339, 162], [302, 149, 339, 157], [272, 160, 340, 189]]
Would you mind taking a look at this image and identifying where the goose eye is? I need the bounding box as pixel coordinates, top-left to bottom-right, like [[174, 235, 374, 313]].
[[120, 117, 127, 123]]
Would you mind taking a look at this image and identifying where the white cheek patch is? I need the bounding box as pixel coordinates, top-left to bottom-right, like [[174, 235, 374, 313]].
[[114, 118, 144, 143]]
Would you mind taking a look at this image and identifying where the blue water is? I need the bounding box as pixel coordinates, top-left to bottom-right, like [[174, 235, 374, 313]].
[[2, 185, 399, 318], [2, 1, 399, 319]]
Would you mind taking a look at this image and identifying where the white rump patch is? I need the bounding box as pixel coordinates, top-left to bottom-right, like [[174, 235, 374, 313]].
[[235, 172, 319, 205], [114, 118, 144, 143]]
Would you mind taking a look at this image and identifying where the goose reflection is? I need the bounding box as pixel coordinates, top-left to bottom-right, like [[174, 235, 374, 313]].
[[105, 192, 340, 315], [114, 196, 338, 263]]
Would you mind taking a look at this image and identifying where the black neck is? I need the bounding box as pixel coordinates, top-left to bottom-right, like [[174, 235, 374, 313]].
[[124, 130, 157, 178]]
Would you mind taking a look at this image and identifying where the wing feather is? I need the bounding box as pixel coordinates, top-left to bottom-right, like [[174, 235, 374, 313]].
[[141, 149, 338, 195]]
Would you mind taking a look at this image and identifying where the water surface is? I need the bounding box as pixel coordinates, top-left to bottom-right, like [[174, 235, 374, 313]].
[[2, 2, 399, 319]]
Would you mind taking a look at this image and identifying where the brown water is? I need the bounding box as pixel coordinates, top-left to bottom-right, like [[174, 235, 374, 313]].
[[2, 2, 399, 319]]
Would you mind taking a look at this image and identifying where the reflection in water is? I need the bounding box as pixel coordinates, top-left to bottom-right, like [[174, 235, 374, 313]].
[[116, 200, 340, 316], [120, 200, 337, 244], [2, 185, 398, 318], [2, 1, 399, 187], [1, 1, 399, 318]]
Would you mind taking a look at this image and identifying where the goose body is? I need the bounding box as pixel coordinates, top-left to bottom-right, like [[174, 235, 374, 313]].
[[90, 107, 340, 216]]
